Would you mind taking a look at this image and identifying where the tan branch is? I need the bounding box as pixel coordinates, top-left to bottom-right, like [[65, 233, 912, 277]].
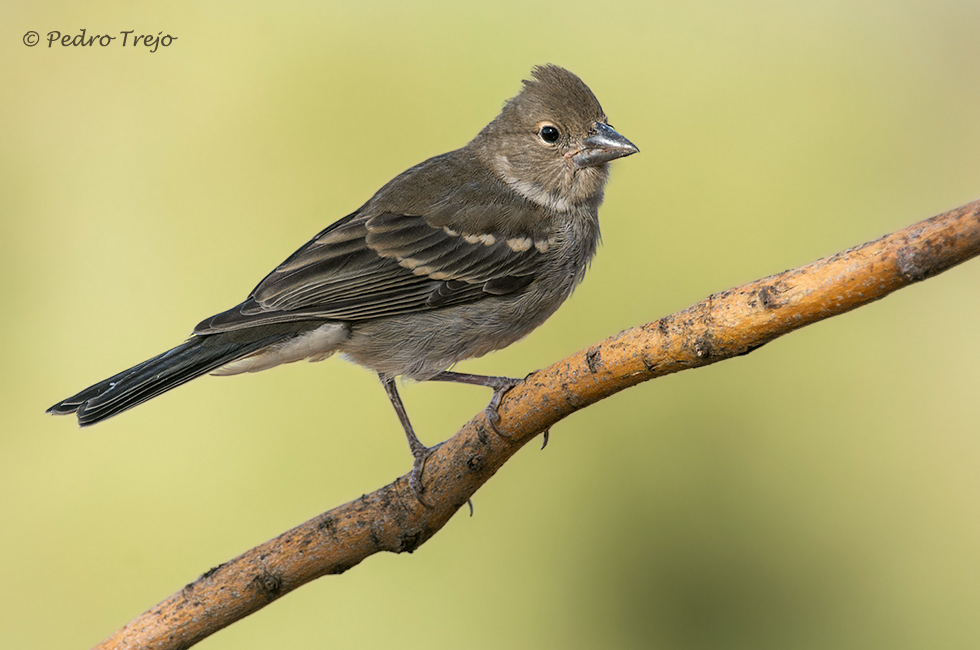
[[94, 199, 980, 650]]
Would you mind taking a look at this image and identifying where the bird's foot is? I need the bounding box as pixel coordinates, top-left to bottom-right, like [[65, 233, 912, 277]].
[[425, 371, 523, 437], [408, 440, 442, 507], [482, 376, 523, 436]]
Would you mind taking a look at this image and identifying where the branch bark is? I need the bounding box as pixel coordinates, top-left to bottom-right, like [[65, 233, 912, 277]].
[[94, 199, 980, 650]]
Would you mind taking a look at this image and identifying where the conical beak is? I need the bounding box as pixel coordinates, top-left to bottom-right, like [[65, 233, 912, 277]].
[[571, 122, 639, 169]]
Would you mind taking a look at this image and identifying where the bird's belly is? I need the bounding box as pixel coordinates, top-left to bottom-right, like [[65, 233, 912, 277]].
[[338, 275, 575, 380]]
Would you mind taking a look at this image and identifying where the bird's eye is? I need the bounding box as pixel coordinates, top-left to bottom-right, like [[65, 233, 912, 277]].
[[539, 125, 560, 143]]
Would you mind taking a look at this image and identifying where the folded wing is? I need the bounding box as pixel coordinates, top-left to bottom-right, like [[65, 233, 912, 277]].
[[196, 210, 543, 333]]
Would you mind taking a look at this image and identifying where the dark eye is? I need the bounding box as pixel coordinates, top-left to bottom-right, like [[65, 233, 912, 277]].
[[539, 125, 560, 143]]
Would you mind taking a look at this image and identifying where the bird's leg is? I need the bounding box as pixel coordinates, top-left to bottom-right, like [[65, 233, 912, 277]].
[[381, 376, 436, 505], [426, 371, 522, 436]]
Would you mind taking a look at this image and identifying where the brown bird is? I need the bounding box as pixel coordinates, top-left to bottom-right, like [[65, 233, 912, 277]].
[[48, 64, 639, 500]]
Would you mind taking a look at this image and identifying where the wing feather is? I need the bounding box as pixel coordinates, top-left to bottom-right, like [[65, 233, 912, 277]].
[[194, 208, 543, 334]]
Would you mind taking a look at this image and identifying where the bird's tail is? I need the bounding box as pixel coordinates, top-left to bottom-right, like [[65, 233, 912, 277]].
[[47, 330, 295, 426]]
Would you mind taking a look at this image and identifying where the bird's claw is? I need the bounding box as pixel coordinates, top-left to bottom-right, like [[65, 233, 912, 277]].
[[484, 377, 522, 436], [408, 441, 442, 507], [484, 404, 504, 435]]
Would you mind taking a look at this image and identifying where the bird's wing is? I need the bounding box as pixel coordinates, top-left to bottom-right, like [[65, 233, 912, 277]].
[[195, 209, 545, 333]]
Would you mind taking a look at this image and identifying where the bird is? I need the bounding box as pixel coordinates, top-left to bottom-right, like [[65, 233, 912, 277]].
[[47, 64, 638, 501]]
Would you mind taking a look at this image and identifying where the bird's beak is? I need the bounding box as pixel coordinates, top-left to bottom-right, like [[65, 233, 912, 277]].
[[571, 122, 639, 169]]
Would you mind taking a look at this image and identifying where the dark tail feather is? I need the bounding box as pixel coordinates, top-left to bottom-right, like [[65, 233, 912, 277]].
[[47, 333, 286, 426]]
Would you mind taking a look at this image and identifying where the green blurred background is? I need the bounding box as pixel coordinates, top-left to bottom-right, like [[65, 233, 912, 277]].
[[3, 1, 980, 648]]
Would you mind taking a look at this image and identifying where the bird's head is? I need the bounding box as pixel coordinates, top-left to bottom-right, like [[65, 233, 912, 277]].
[[473, 65, 638, 210]]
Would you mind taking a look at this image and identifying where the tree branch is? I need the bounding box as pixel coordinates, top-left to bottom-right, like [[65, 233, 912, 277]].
[[93, 199, 980, 650]]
